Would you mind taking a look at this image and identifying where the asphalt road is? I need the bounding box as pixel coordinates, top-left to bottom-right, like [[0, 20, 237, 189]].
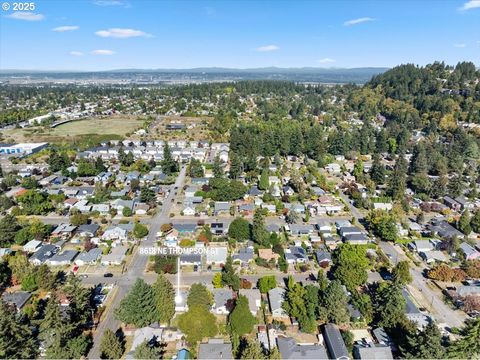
[[87, 166, 187, 359], [379, 241, 466, 328]]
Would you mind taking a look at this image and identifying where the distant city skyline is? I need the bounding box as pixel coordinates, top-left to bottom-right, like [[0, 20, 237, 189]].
[[0, 0, 479, 71]]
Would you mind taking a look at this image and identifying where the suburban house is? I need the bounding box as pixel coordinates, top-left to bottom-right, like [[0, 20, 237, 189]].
[[102, 226, 128, 241], [211, 289, 234, 315], [198, 339, 233, 360], [75, 248, 103, 266], [206, 247, 228, 266], [459, 242, 480, 260], [285, 246, 308, 264], [29, 244, 58, 265], [268, 287, 288, 318], [232, 247, 254, 266], [322, 324, 350, 360], [46, 250, 79, 266], [277, 336, 328, 359], [239, 289, 261, 315], [2, 291, 32, 312], [23, 239, 43, 253], [101, 245, 128, 265]]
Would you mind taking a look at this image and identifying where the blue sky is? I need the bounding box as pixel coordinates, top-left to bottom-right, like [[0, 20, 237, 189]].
[[0, 0, 479, 70]]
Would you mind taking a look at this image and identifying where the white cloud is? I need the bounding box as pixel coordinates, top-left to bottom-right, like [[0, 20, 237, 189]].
[[256, 44, 280, 52], [6, 12, 44, 21], [459, 0, 480, 11], [318, 58, 335, 64], [69, 51, 84, 56], [344, 17, 375, 26], [454, 43, 467, 48], [95, 28, 152, 38], [91, 49, 115, 55], [53, 26, 79, 32]]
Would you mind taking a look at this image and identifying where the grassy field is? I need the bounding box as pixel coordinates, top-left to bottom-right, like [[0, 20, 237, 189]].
[[2, 116, 144, 144]]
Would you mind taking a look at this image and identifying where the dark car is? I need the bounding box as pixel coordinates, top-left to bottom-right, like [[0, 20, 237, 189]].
[[103, 273, 114, 278]]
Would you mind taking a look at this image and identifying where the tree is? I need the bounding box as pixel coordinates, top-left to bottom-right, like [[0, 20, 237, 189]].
[[133, 340, 163, 359], [0, 214, 20, 246], [140, 187, 156, 204], [133, 223, 149, 239], [115, 279, 157, 327], [152, 274, 175, 324], [333, 244, 369, 290], [177, 306, 218, 345], [100, 329, 124, 359], [70, 212, 89, 226], [162, 143, 178, 175], [471, 209, 480, 233], [392, 260, 412, 285], [212, 272, 223, 288], [258, 168, 269, 190], [239, 338, 265, 359], [317, 269, 328, 291], [458, 210, 472, 235], [258, 275, 277, 294], [187, 283, 212, 310], [122, 206, 133, 217], [370, 154, 386, 184], [222, 256, 240, 291], [228, 218, 251, 241], [463, 295, 480, 313], [252, 210, 269, 246], [427, 264, 466, 282], [0, 301, 37, 359], [228, 295, 256, 337], [374, 282, 406, 328], [322, 280, 350, 324], [401, 322, 445, 359], [188, 159, 204, 178], [153, 255, 177, 274], [229, 152, 243, 179], [447, 318, 480, 359], [387, 154, 407, 200], [283, 276, 316, 332], [367, 210, 398, 242], [213, 156, 223, 178]]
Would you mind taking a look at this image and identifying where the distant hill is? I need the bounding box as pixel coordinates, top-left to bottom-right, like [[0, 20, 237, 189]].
[[0, 67, 389, 84]]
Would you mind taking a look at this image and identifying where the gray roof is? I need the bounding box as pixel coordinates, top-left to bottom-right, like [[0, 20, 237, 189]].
[[354, 345, 393, 360], [75, 248, 102, 263], [212, 289, 234, 309], [77, 223, 100, 235], [428, 220, 464, 239], [232, 247, 254, 263], [179, 254, 202, 263], [459, 242, 479, 257], [323, 324, 350, 360], [214, 202, 230, 212], [457, 285, 480, 297], [268, 287, 285, 311], [198, 339, 233, 360], [2, 291, 31, 310], [286, 246, 307, 262], [173, 223, 197, 233], [48, 250, 79, 263], [289, 224, 314, 234], [372, 327, 392, 346], [402, 289, 420, 314], [277, 336, 328, 359], [29, 244, 58, 263]]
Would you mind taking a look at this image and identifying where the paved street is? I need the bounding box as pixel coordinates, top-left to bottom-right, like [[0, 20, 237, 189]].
[[379, 241, 466, 328], [88, 166, 187, 359]]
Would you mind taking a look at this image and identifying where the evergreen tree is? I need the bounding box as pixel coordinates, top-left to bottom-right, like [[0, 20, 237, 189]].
[[152, 273, 175, 324], [447, 318, 480, 359], [322, 280, 350, 324], [228, 295, 256, 337], [187, 283, 212, 310], [0, 301, 37, 359], [133, 340, 162, 359], [229, 152, 243, 179], [370, 154, 386, 185], [471, 209, 480, 233], [177, 306, 218, 345], [401, 322, 445, 359], [95, 157, 107, 173], [212, 156, 224, 178], [228, 217, 251, 241], [387, 154, 408, 200], [392, 260, 412, 285], [239, 338, 265, 359], [283, 276, 316, 332], [317, 269, 328, 291], [258, 168, 269, 190], [375, 282, 406, 328], [115, 279, 157, 327], [448, 175, 464, 198], [161, 143, 178, 175], [252, 209, 269, 246], [221, 256, 240, 291], [458, 210, 472, 235], [100, 329, 124, 359]]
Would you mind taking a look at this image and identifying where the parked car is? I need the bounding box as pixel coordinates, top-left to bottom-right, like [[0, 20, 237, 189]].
[[103, 273, 114, 278]]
